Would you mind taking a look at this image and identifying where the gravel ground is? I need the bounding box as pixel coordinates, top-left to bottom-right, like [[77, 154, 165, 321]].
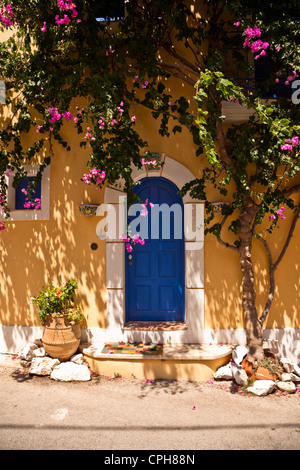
[[0, 357, 299, 451]]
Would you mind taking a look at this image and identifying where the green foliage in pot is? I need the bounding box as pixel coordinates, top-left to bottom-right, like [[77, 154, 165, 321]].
[[31, 279, 84, 323]]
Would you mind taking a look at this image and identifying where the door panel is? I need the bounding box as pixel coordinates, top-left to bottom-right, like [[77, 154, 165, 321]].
[[125, 177, 185, 321]]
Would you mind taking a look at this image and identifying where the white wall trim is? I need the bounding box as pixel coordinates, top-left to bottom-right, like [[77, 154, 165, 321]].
[[1, 324, 299, 364], [0, 325, 44, 353]]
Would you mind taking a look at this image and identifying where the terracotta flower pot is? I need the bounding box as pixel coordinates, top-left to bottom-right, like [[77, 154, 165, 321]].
[[251, 366, 277, 381], [242, 358, 253, 377], [242, 357, 277, 381], [42, 315, 81, 361]]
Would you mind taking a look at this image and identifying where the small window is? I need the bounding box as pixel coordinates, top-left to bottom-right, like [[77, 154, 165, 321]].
[[15, 177, 42, 211], [0, 164, 50, 221], [95, 0, 125, 22]]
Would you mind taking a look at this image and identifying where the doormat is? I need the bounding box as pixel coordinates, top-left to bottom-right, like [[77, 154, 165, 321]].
[[101, 342, 164, 355]]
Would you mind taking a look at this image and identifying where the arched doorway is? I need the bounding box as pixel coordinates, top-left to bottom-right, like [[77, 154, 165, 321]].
[[125, 177, 185, 322]]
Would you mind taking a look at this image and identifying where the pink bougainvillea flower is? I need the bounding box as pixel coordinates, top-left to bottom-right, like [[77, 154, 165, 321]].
[[41, 22, 47, 32], [49, 106, 61, 123], [126, 243, 133, 253], [0, 4, 14, 27], [120, 234, 130, 242], [281, 144, 293, 151], [62, 111, 73, 121], [132, 233, 140, 242]]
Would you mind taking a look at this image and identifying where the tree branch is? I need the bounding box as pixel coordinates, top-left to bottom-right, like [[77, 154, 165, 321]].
[[282, 183, 300, 198], [156, 60, 197, 87], [216, 214, 239, 252], [257, 200, 300, 326], [156, 59, 200, 78], [256, 235, 275, 327], [273, 200, 300, 270], [163, 43, 200, 75]]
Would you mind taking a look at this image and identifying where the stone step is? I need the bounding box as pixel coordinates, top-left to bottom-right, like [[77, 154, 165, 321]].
[[79, 342, 234, 381]]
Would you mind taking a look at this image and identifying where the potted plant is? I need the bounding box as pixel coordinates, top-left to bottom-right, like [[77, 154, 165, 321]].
[[31, 279, 84, 361]]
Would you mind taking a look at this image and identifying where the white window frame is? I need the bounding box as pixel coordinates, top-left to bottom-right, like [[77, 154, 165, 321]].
[[0, 164, 50, 221]]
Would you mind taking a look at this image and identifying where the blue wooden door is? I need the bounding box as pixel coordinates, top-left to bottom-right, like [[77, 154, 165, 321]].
[[125, 177, 185, 322]]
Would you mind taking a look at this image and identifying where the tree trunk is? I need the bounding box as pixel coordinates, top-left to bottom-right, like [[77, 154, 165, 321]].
[[238, 196, 264, 362]]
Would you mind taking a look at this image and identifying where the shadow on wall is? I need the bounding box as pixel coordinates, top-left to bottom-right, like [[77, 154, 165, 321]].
[[204, 234, 243, 330], [0, 146, 107, 351], [204, 216, 300, 331], [260, 226, 300, 329]]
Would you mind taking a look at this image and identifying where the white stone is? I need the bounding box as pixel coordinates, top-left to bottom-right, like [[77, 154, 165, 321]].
[[231, 362, 248, 385], [247, 380, 276, 396], [276, 381, 296, 394], [280, 372, 300, 382], [294, 364, 300, 377], [214, 363, 233, 380], [29, 357, 60, 375], [232, 345, 248, 366], [71, 353, 84, 364], [289, 373, 300, 383], [281, 372, 293, 382], [32, 347, 47, 357], [280, 358, 295, 373], [19, 343, 38, 361], [50, 362, 91, 382]]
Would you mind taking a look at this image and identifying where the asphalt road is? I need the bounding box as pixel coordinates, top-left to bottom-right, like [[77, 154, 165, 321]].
[[0, 365, 299, 452]]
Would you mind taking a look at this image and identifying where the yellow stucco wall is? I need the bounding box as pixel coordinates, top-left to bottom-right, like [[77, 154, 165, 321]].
[[0, 122, 107, 329], [0, 18, 299, 334], [0, 96, 299, 332]]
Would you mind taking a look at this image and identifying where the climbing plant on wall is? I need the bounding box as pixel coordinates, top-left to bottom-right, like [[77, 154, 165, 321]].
[[0, 0, 299, 361]]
